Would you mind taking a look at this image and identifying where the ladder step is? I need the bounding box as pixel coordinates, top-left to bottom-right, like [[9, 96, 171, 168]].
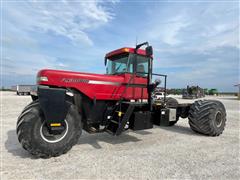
[[106, 119, 120, 135], [110, 120, 119, 124], [116, 104, 135, 135]]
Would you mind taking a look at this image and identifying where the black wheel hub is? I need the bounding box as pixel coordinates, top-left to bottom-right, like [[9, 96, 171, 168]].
[[40, 120, 68, 143], [215, 111, 223, 128]]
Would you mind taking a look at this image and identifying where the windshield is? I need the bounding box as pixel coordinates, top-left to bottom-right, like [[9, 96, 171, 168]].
[[106, 53, 149, 77], [106, 53, 130, 75]]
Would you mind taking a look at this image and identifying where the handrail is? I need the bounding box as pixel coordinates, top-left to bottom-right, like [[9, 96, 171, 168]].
[[135, 71, 167, 103]]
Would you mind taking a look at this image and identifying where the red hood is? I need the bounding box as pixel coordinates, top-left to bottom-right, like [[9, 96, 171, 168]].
[[37, 69, 148, 100], [37, 69, 124, 86]]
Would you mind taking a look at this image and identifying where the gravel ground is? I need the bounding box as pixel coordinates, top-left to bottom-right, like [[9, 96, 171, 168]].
[[1, 91, 239, 179]]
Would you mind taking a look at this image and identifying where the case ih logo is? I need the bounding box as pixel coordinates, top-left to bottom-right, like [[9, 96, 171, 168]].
[[62, 78, 89, 83]]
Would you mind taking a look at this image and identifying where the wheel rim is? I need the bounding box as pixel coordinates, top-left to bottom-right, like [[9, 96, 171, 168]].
[[40, 120, 68, 143], [215, 111, 222, 128]]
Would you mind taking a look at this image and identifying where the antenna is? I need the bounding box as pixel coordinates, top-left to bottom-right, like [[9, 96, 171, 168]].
[[135, 36, 138, 47]]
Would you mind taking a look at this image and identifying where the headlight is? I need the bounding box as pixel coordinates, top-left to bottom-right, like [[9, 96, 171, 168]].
[[37, 76, 48, 83]]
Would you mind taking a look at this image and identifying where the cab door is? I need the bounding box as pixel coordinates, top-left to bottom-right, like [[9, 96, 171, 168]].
[[132, 55, 149, 100]]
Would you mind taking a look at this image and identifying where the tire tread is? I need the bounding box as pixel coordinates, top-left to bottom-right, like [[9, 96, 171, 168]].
[[17, 102, 82, 158], [188, 100, 226, 136]]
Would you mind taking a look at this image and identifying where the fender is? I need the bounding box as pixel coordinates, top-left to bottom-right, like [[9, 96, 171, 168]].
[[38, 86, 71, 132]]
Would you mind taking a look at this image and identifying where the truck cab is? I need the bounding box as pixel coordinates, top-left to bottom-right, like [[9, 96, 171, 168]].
[[104, 47, 151, 100]]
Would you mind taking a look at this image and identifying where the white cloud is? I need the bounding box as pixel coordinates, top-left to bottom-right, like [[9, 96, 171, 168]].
[[3, 52, 63, 76], [148, 14, 189, 46], [147, 2, 239, 51], [205, 26, 239, 49], [4, 0, 117, 45], [2, 0, 118, 79]]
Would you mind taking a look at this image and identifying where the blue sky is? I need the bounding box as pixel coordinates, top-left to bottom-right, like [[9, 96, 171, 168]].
[[1, 0, 239, 92]]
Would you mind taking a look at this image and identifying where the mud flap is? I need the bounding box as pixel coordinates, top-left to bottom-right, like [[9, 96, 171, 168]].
[[38, 86, 71, 131]]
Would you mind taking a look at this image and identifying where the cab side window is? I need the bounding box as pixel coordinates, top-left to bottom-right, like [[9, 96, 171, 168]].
[[136, 55, 148, 77]]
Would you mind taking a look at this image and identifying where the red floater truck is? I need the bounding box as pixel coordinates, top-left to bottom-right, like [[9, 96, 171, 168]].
[[17, 42, 226, 158]]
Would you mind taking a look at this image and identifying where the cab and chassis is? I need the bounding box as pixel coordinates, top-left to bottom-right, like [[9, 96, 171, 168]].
[[17, 42, 227, 158]]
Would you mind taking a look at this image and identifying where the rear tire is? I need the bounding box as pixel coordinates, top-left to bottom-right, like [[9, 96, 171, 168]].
[[165, 97, 178, 107], [188, 100, 226, 136], [17, 102, 82, 158]]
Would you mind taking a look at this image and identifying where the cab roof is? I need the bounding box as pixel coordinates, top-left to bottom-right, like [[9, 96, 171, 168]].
[[105, 47, 149, 58]]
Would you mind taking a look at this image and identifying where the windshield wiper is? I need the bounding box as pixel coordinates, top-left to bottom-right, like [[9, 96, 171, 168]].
[[114, 64, 123, 74]]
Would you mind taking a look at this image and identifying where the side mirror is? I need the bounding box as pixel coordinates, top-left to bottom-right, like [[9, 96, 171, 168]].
[[146, 46, 153, 56], [154, 79, 161, 86]]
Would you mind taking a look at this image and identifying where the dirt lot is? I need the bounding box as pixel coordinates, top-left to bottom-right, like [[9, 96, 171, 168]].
[[1, 91, 239, 179]]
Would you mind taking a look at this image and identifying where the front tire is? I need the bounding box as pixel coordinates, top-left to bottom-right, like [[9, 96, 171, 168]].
[[188, 100, 226, 136], [17, 102, 82, 158]]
